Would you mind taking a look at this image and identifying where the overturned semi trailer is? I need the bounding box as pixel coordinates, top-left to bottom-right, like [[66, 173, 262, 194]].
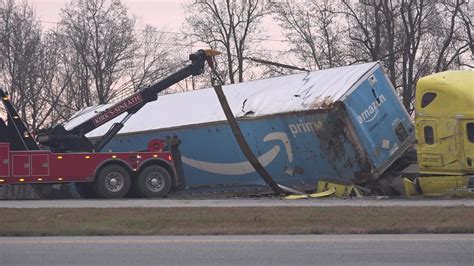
[[66, 62, 414, 194]]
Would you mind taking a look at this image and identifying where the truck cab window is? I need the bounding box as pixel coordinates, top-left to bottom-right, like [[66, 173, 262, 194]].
[[467, 123, 474, 143], [421, 92, 437, 108], [424, 126, 434, 145]]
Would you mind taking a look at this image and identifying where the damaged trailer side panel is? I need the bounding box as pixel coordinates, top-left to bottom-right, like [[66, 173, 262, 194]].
[[106, 111, 364, 190], [94, 63, 413, 193]]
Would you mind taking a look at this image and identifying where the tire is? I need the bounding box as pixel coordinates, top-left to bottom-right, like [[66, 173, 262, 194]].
[[95, 165, 131, 199], [135, 165, 171, 198]]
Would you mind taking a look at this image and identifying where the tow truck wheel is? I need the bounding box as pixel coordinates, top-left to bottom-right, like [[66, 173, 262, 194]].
[[136, 165, 171, 198], [95, 165, 131, 198]]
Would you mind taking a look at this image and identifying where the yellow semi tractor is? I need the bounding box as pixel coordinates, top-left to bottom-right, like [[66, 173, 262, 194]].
[[405, 70, 474, 196]]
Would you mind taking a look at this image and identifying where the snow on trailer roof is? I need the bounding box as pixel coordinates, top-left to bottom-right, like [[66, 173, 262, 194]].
[[65, 62, 378, 137]]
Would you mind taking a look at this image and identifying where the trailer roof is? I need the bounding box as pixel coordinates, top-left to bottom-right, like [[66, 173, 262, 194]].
[[65, 62, 378, 137]]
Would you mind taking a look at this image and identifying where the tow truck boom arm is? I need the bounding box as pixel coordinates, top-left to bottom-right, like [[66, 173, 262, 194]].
[[38, 49, 220, 152]]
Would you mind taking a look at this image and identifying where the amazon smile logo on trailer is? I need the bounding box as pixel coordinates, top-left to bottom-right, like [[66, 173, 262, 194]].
[[181, 132, 293, 175]]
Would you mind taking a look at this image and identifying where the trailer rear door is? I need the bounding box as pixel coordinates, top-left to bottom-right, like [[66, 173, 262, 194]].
[[342, 67, 413, 174]]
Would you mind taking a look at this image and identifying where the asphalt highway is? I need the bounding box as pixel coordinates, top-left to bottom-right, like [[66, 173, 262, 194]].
[[0, 198, 473, 208], [0, 235, 473, 265]]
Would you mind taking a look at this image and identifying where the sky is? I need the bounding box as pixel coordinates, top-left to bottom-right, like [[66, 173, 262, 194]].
[[30, 0, 187, 32], [28, 0, 285, 51]]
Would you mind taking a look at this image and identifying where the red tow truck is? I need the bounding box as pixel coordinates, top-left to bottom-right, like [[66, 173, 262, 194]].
[[0, 49, 219, 198]]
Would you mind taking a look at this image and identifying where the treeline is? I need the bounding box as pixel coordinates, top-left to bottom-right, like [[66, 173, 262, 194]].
[[0, 0, 472, 131], [0, 0, 181, 131]]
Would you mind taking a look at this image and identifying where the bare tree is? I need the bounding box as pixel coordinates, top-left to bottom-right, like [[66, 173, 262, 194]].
[[121, 25, 184, 96], [432, 0, 472, 72], [272, 0, 347, 70], [40, 31, 81, 125], [340, 0, 406, 81], [271, 0, 472, 114], [57, 0, 136, 105], [459, 0, 473, 61], [396, 0, 433, 113], [0, 0, 65, 131], [0, 0, 40, 120], [184, 0, 267, 84]]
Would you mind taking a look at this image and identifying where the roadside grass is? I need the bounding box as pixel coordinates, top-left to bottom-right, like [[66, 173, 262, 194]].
[[1, 206, 473, 236]]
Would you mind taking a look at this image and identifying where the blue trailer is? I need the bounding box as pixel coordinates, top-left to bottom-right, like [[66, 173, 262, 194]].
[[66, 62, 414, 194]]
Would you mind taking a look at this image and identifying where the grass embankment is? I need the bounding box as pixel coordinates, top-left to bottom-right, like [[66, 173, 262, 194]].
[[1, 206, 473, 236]]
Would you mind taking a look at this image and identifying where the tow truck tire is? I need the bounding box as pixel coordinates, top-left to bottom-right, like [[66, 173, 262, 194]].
[[136, 165, 171, 198], [95, 165, 131, 199]]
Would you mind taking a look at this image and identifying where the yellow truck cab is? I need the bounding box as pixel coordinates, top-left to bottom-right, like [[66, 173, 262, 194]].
[[413, 70, 474, 195]]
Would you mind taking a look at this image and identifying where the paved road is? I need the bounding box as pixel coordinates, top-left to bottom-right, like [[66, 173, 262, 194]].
[[0, 235, 473, 265], [0, 198, 473, 208]]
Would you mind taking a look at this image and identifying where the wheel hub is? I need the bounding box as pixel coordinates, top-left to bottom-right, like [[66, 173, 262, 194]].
[[146, 173, 164, 192], [109, 178, 118, 187], [150, 178, 159, 187], [104, 172, 124, 192]]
